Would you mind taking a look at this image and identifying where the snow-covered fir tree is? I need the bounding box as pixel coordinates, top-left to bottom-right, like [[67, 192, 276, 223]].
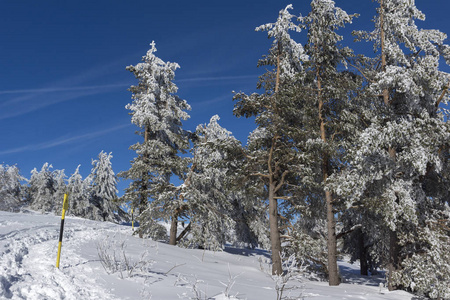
[[28, 163, 57, 213], [89, 151, 120, 222], [330, 0, 450, 296], [27, 164, 69, 214], [52, 169, 67, 213], [67, 165, 91, 217], [120, 41, 191, 241], [0, 164, 25, 211], [176, 115, 251, 250]]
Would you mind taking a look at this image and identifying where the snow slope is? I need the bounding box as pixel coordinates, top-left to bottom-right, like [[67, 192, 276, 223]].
[[0, 210, 418, 299]]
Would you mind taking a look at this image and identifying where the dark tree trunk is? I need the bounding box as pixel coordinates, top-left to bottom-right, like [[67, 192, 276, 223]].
[[388, 229, 399, 291], [269, 181, 283, 275], [138, 201, 145, 238], [326, 189, 340, 285], [317, 67, 340, 286], [358, 229, 368, 276], [380, 0, 389, 106], [138, 125, 151, 239], [169, 213, 178, 246]]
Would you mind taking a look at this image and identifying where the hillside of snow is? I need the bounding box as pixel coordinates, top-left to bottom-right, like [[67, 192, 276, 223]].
[[0, 210, 418, 299]]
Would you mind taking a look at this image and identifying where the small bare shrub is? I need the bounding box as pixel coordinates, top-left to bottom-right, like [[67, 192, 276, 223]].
[[272, 253, 306, 300], [97, 236, 154, 279]]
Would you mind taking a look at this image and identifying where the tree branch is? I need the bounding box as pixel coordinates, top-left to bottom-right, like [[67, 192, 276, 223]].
[[336, 224, 362, 240], [273, 196, 291, 200], [176, 222, 192, 242], [274, 170, 289, 193], [435, 84, 448, 109], [267, 136, 279, 177], [250, 172, 270, 178], [346, 60, 375, 83]]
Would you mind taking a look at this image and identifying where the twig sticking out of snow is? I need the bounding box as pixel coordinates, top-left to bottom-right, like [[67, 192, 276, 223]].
[[218, 264, 242, 299], [165, 263, 186, 275], [175, 274, 209, 300], [272, 253, 306, 300]]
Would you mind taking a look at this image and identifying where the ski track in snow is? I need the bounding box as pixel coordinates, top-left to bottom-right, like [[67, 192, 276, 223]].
[[0, 212, 118, 299]]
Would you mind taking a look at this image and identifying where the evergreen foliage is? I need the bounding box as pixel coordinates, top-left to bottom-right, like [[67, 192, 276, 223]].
[[329, 0, 450, 296], [179, 115, 249, 250], [233, 0, 359, 282], [28, 163, 61, 213], [234, 4, 311, 275], [294, 0, 358, 286], [67, 165, 91, 217], [89, 151, 120, 222], [3, 1, 449, 298], [0, 164, 25, 211], [120, 41, 191, 241]]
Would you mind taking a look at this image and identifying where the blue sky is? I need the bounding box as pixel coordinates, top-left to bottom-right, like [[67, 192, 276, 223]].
[[1, 0, 449, 195]]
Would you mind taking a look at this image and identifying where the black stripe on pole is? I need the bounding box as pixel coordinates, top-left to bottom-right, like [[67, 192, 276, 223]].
[[59, 218, 65, 242]]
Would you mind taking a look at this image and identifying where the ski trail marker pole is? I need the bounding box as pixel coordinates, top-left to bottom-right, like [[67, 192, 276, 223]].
[[56, 193, 69, 268], [131, 208, 134, 231]]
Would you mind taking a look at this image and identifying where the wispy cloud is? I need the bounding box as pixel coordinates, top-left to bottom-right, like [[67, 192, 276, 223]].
[[191, 93, 233, 106], [176, 74, 256, 83], [0, 123, 131, 156], [0, 83, 128, 121], [0, 53, 134, 120], [0, 83, 129, 95]]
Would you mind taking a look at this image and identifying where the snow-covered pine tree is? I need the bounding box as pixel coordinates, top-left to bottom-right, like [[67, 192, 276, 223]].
[[0, 164, 25, 211], [234, 4, 309, 275], [120, 41, 191, 241], [89, 151, 120, 222], [28, 163, 56, 213], [332, 0, 450, 296], [296, 0, 358, 286]]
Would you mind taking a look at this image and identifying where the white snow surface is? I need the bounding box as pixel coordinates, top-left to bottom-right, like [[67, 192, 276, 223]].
[[0, 210, 417, 300]]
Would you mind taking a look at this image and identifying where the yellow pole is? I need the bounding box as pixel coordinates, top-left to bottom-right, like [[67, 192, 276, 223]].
[[131, 208, 134, 231], [56, 193, 69, 268]]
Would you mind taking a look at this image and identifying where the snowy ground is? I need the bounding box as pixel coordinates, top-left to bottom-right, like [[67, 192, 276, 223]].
[[0, 210, 419, 299]]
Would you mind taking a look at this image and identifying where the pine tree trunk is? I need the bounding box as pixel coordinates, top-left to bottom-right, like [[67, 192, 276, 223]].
[[317, 67, 340, 286], [359, 229, 369, 276], [138, 201, 145, 238], [269, 180, 283, 275], [326, 189, 339, 285], [380, 1, 401, 289], [169, 213, 178, 246], [138, 125, 151, 239], [387, 152, 401, 287], [380, 0, 389, 106], [266, 41, 283, 276], [275, 41, 281, 94], [388, 229, 399, 291]]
